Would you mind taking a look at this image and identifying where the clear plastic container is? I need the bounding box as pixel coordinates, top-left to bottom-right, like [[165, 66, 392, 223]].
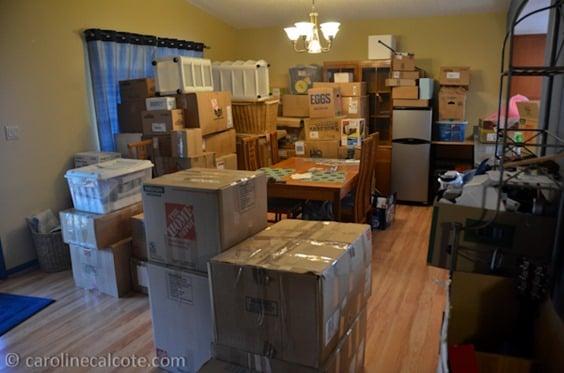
[[153, 56, 213, 95], [65, 159, 153, 214], [288, 64, 322, 94], [212, 60, 271, 101], [435, 121, 467, 142]]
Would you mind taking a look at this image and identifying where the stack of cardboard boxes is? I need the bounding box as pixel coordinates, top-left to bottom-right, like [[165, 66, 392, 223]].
[[388, 54, 433, 108], [436, 67, 470, 141], [141, 168, 268, 372]]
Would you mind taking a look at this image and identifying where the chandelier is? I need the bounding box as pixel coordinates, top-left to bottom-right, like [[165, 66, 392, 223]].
[[284, 0, 340, 54]]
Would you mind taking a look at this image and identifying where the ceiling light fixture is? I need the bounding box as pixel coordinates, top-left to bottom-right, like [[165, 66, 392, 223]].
[[284, 0, 340, 54]]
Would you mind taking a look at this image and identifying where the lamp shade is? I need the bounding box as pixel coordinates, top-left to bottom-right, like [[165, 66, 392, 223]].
[[284, 26, 301, 41], [320, 22, 340, 39], [307, 39, 322, 54], [294, 22, 314, 39]]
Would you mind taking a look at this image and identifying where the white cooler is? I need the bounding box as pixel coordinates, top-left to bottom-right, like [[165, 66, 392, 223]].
[[212, 60, 271, 101], [65, 159, 153, 214]]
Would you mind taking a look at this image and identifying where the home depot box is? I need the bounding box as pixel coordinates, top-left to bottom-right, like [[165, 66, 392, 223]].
[[145, 97, 176, 111], [141, 109, 185, 135], [176, 91, 233, 136], [393, 99, 429, 108], [308, 87, 342, 118], [131, 213, 147, 259], [171, 128, 203, 158], [147, 262, 212, 373], [282, 95, 310, 117], [203, 129, 236, 157], [118, 99, 146, 133], [391, 54, 416, 71], [303, 140, 341, 158], [392, 86, 419, 100], [438, 87, 467, 121], [69, 238, 132, 297], [340, 118, 367, 147], [209, 307, 367, 373], [142, 168, 267, 272], [439, 66, 470, 87], [130, 257, 149, 294], [60, 202, 143, 250], [304, 117, 342, 141], [209, 220, 372, 368], [341, 96, 369, 119], [215, 153, 237, 170], [119, 78, 155, 102], [385, 79, 416, 87], [391, 71, 421, 79], [313, 82, 367, 97]]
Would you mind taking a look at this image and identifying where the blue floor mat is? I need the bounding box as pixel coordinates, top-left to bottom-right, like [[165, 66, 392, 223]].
[[0, 293, 54, 336]]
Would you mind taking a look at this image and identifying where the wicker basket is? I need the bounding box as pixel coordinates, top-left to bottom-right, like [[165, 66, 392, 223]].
[[30, 231, 71, 273], [232, 99, 279, 134]]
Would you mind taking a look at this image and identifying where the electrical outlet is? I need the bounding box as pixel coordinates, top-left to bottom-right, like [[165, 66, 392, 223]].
[[4, 126, 19, 141]]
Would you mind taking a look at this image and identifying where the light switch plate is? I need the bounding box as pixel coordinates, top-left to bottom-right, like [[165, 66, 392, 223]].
[[4, 126, 19, 141]]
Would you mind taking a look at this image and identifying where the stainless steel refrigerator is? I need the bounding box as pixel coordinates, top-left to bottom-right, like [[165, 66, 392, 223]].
[[391, 109, 432, 203]]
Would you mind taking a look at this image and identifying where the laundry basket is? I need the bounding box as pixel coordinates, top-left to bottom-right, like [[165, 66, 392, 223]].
[[30, 230, 71, 273], [232, 99, 279, 134]]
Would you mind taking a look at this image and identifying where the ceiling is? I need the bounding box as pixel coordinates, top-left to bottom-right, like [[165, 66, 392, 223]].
[[187, 0, 511, 29]]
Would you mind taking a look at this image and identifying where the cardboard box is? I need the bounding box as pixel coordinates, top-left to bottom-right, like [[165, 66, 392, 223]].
[[341, 118, 367, 147], [304, 140, 341, 159], [277, 117, 306, 146], [393, 99, 429, 108], [114, 133, 142, 157], [145, 97, 176, 111], [142, 134, 172, 157], [439, 66, 470, 87], [419, 78, 435, 100], [118, 99, 146, 133], [304, 117, 341, 141], [334, 72, 353, 83], [203, 129, 236, 157], [147, 262, 212, 372], [478, 119, 497, 143], [438, 87, 467, 121], [154, 153, 217, 176], [385, 79, 416, 87], [341, 96, 369, 118], [171, 128, 203, 158], [209, 307, 367, 373], [176, 91, 233, 136], [368, 34, 396, 59], [308, 87, 342, 118], [282, 95, 310, 117], [74, 151, 120, 168], [391, 71, 421, 79], [517, 101, 540, 143], [313, 82, 367, 97], [391, 54, 416, 71], [209, 220, 372, 368], [60, 202, 143, 250], [392, 86, 419, 100], [130, 257, 148, 295], [131, 213, 147, 259], [119, 78, 155, 102], [215, 153, 237, 170], [69, 239, 132, 297], [142, 168, 267, 272], [141, 109, 185, 135]]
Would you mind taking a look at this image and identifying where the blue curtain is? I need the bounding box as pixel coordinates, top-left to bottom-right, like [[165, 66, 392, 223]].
[[85, 30, 204, 151]]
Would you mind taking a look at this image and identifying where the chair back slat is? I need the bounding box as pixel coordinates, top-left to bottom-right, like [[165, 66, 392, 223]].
[[127, 139, 153, 160], [353, 133, 379, 223]]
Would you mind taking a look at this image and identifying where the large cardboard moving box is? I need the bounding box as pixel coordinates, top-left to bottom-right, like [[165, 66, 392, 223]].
[[282, 95, 310, 117], [70, 239, 132, 297], [141, 109, 185, 135], [60, 202, 143, 250], [304, 117, 341, 141], [142, 168, 267, 272], [438, 87, 467, 121], [439, 66, 470, 87], [303, 140, 341, 158], [171, 128, 203, 158], [392, 54, 416, 71], [147, 262, 212, 373], [308, 87, 342, 118], [392, 86, 419, 100], [119, 78, 155, 102], [341, 96, 369, 119], [215, 153, 238, 170], [131, 213, 147, 259], [203, 129, 236, 157], [209, 220, 372, 368], [313, 82, 367, 97], [176, 91, 233, 136], [118, 100, 146, 133]]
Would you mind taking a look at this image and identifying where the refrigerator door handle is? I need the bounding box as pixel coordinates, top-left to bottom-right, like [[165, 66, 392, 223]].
[[391, 138, 431, 145]]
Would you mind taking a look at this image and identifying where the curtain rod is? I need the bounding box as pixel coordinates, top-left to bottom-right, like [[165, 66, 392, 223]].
[[83, 28, 210, 51]]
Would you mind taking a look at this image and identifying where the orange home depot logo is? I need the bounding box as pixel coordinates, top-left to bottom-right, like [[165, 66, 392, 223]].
[[165, 203, 196, 241]]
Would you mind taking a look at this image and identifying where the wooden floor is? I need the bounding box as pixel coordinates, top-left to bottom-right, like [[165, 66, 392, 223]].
[[0, 205, 447, 372]]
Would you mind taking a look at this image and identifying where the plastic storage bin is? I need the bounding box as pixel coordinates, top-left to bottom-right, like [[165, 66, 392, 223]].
[[65, 159, 153, 214], [288, 64, 322, 94], [153, 56, 213, 95], [435, 121, 467, 142], [212, 60, 271, 101]]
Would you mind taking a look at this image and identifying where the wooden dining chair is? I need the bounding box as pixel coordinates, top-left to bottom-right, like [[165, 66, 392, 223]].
[[269, 131, 280, 165], [127, 139, 153, 160], [341, 133, 379, 223], [236, 135, 260, 171]]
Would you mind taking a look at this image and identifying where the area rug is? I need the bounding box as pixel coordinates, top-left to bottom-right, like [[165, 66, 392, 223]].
[[0, 293, 54, 336]]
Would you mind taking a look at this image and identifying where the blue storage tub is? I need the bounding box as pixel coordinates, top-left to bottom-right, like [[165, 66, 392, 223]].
[[435, 121, 467, 142]]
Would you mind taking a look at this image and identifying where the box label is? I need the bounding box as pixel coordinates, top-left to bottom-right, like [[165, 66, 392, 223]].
[[486, 133, 497, 142], [348, 100, 358, 114], [245, 296, 279, 317], [216, 160, 225, 170], [309, 130, 319, 139], [446, 72, 461, 80], [238, 181, 256, 212], [167, 271, 193, 304], [295, 141, 305, 155], [165, 203, 197, 262], [152, 122, 167, 132], [324, 308, 340, 346], [211, 98, 223, 119]]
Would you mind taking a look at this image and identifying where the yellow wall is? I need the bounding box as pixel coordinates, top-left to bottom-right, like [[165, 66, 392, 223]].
[[235, 12, 507, 126], [0, 0, 237, 270]]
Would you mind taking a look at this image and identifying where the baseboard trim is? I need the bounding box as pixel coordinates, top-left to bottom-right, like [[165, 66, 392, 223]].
[[6, 259, 39, 276]]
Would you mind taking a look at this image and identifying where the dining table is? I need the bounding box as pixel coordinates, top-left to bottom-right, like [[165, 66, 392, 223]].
[[261, 157, 360, 221]]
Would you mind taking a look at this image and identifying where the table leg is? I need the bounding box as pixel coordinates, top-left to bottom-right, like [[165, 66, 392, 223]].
[[333, 193, 342, 222]]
